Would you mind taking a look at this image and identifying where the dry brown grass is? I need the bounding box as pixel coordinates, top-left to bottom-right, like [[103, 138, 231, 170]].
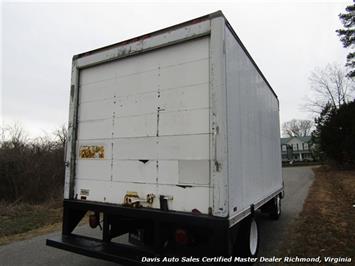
[[0, 201, 92, 246], [0, 222, 62, 246], [279, 167, 355, 264], [0, 201, 63, 246]]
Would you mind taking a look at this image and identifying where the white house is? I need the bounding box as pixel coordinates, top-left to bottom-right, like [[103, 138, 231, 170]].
[[281, 136, 313, 162]]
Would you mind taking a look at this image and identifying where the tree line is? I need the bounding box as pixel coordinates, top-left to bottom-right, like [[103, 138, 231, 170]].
[[283, 2, 355, 168], [312, 2, 355, 168], [0, 124, 67, 203]]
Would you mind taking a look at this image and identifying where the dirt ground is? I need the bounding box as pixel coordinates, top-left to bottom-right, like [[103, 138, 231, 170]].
[[279, 166, 355, 264]]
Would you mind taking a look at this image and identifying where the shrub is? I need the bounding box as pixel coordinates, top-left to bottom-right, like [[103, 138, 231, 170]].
[[0, 124, 66, 203], [312, 100, 355, 168]]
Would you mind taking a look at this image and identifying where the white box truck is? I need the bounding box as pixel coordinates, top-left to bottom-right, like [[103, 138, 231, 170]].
[[47, 11, 283, 264]]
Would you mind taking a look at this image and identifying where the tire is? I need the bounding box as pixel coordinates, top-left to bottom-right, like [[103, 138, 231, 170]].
[[234, 217, 259, 260], [270, 195, 281, 220]]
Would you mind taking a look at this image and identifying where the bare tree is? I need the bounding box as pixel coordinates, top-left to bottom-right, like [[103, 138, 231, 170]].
[[306, 64, 355, 113], [53, 124, 68, 148], [0, 123, 65, 203], [0, 122, 28, 148], [282, 119, 314, 137]]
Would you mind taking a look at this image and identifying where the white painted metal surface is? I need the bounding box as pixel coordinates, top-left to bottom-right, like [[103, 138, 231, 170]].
[[75, 37, 211, 214], [65, 12, 283, 223], [225, 26, 283, 224]]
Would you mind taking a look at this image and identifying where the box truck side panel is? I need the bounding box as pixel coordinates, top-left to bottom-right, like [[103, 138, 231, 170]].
[[74, 37, 212, 214], [224, 26, 283, 223]]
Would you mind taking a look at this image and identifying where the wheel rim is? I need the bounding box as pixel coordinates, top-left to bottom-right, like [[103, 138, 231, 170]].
[[249, 219, 258, 255], [276, 196, 281, 215]]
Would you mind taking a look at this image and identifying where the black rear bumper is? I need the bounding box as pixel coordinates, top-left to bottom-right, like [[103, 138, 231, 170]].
[[47, 200, 231, 265], [47, 234, 155, 265]]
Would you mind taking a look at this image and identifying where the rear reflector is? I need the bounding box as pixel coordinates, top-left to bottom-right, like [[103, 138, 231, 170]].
[[175, 229, 189, 245], [89, 212, 100, 228]]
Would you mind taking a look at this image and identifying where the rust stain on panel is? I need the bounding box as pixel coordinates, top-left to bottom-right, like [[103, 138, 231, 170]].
[[79, 145, 105, 159]]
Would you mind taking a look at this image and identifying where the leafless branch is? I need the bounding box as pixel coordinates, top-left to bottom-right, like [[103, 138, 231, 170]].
[[307, 63, 355, 113], [282, 119, 314, 137]]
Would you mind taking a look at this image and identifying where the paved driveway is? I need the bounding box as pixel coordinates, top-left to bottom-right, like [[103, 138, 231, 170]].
[[0, 166, 315, 265], [256, 166, 315, 262]]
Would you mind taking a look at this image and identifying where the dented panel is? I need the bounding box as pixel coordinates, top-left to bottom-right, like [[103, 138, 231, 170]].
[[73, 36, 212, 214], [66, 12, 281, 222]]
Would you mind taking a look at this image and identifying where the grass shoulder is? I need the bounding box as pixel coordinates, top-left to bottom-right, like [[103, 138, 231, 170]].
[[0, 201, 62, 246], [279, 166, 355, 263]]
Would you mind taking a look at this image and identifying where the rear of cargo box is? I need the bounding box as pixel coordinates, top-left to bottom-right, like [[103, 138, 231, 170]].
[[63, 12, 282, 220], [73, 37, 212, 214], [48, 11, 283, 263], [63, 14, 231, 218]]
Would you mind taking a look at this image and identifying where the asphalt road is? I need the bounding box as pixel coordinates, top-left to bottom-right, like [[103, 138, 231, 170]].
[[256, 166, 315, 262], [0, 166, 314, 266]]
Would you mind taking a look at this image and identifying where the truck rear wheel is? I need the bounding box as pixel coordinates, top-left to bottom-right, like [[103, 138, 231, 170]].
[[234, 217, 259, 260], [270, 195, 281, 220]]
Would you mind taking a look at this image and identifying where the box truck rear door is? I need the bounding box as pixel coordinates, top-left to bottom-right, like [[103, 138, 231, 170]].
[[75, 37, 211, 213]]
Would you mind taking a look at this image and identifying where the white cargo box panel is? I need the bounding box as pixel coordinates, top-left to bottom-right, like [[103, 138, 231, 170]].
[[64, 11, 283, 226]]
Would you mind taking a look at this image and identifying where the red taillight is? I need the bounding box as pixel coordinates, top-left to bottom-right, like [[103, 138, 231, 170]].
[[89, 212, 100, 228], [175, 229, 189, 245]]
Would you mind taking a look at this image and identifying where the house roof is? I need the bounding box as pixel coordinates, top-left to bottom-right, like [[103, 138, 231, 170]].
[[281, 136, 312, 145]]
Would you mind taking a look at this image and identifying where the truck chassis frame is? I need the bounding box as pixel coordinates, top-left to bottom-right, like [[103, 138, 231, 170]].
[[47, 200, 232, 265]]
